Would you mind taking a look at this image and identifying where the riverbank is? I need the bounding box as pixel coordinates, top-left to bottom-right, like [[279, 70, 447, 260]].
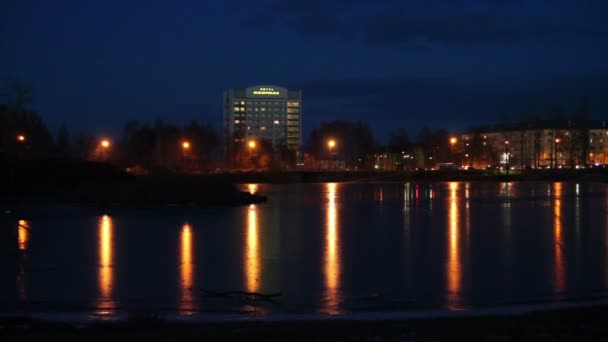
[[196, 168, 608, 184], [2, 304, 607, 341], [0, 159, 265, 208]]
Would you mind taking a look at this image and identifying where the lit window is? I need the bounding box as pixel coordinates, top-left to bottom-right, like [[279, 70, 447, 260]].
[[274, 120, 279, 124], [234, 120, 240, 124], [233, 107, 240, 112], [240, 101, 245, 105], [261, 127, 266, 130], [261, 108, 266, 112]]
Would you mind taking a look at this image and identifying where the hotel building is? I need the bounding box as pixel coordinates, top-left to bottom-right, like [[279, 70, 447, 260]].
[[223, 85, 302, 160]]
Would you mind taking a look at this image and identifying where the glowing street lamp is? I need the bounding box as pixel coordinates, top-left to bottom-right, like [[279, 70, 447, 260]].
[[180, 140, 191, 172], [554, 138, 561, 168], [449, 137, 457, 157], [328, 139, 336, 155], [100, 139, 110, 161], [17, 134, 26, 142], [248, 140, 256, 157]]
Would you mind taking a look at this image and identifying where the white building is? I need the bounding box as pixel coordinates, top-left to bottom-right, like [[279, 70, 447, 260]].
[[223, 85, 302, 160]]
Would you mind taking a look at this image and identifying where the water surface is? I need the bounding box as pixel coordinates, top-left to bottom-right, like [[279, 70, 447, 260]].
[[1, 181, 607, 319]]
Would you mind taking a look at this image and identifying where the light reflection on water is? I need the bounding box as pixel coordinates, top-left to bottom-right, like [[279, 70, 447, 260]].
[[446, 182, 461, 309], [179, 223, 195, 313], [553, 183, 565, 295], [5, 182, 608, 317], [18, 220, 29, 251], [323, 182, 341, 314], [245, 204, 260, 293], [17, 219, 29, 302], [96, 215, 115, 314]]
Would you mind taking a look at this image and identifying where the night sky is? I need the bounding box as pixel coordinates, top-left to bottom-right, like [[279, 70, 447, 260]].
[[2, 0, 607, 141]]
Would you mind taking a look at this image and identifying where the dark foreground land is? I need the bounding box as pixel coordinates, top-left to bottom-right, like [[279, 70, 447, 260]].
[[1, 159, 265, 208], [2, 305, 608, 341], [2, 158, 607, 209]]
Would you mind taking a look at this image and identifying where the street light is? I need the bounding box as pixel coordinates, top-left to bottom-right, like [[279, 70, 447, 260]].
[[449, 137, 457, 160], [248, 140, 256, 157], [328, 139, 336, 155], [504, 140, 510, 174], [554, 138, 561, 168], [100, 139, 110, 161], [327, 139, 337, 171], [17, 134, 26, 142], [180, 140, 191, 172]]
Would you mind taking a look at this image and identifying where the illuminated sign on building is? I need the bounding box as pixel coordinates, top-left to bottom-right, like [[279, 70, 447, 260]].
[[246, 85, 287, 98], [253, 87, 280, 96]]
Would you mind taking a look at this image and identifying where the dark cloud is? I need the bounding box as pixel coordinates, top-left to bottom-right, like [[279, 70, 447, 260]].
[[244, 0, 608, 45]]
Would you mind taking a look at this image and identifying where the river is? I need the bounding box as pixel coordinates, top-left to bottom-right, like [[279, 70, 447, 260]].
[[1, 181, 607, 320]]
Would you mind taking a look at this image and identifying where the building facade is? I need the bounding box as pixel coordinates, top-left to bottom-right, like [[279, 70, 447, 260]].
[[458, 121, 608, 169], [223, 85, 302, 163]]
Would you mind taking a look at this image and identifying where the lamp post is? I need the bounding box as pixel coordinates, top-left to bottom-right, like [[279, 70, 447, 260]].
[[248, 140, 256, 156], [554, 138, 561, 169], [504, 140, 510, 175], [328, 139, 336, 156], [449, 137, 457, 162], [248, 140, 256, 169], [328, 139, 336, 171], [17, 134, 26, 143], [100, 139, 110, 161], [181, 140, 191, 172]]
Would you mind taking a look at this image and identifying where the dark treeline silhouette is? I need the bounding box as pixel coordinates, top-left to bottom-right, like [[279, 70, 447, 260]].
[[1, 80, 603, 172], [307, 120, 376, 168], [0, 80, 54, 158], [116, 119, 221, 173]]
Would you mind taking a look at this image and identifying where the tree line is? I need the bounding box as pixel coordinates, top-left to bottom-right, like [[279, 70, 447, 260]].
[[1, 80, 599, 171]]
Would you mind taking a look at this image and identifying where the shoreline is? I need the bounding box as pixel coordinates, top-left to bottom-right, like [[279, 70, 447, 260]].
[[194, 169, 608, 184], [3, 301, 608, 340]]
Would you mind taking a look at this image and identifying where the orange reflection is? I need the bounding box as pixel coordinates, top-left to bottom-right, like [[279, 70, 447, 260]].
[[17, 220, 29, 302], [553, 183, 565, 295], [323, 183, 341, 313], [245, 204, 260, 293], [18, 220, 29, 251], [248, 184, 258, 195], [446, 182, 461, 309], [179, 223, 195, 313], [97, 215, 115, 313]]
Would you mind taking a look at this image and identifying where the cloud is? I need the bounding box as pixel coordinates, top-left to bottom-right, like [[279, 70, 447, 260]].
[[241, 0, 608, 46]]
